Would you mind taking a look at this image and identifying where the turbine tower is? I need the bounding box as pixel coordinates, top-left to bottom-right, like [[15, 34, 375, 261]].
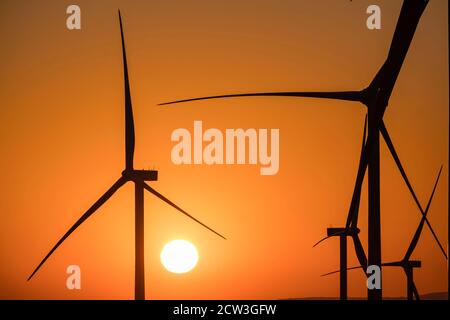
[[27, 11, 226, 300], [159, 0, 447, 300]]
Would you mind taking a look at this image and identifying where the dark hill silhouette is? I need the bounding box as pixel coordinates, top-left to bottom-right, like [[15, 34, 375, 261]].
[[285, 291, 448, 300]]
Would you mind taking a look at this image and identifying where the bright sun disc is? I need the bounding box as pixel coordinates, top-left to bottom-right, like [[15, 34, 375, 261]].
[[160, 240, 199, 274]]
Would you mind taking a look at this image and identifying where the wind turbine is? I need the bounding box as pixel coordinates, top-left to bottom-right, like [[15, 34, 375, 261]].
[[312, 117, 369, 300], [322, 165, 443, 300], [159, 0, 447, 299], [27, 10, 226, 300], [312, 116, 445, 300]]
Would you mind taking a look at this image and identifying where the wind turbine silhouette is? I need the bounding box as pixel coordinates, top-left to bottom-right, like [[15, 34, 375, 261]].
[[159, 0, 447, 300], [322, 165, 443, 300], [312, 117, 444, 300], [27, 10, 226, 300], [312, 116, 369, 300]]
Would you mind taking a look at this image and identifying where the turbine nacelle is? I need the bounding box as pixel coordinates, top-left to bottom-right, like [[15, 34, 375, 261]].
[[384, 260, 421, 269], [327, 227, 360, 238], [122, 169, 158, 182]]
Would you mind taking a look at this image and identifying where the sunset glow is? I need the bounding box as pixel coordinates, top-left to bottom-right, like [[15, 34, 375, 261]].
[[0, 0, 447, 300]]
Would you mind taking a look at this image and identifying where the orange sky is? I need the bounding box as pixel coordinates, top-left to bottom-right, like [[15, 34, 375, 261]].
[[0, 0, 448, 299]]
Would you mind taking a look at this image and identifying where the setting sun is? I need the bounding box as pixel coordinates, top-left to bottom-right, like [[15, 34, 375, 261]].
[[161, 240, 199, 274]]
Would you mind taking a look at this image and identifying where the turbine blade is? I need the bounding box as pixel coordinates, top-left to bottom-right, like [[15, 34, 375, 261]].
[[412, 282, 420, 300], [351, 234, 367, 270], [312, 231, 346, 248], [376, 0, 429, 103], [380, 121, 447, 259], [28, 177, 126, 281], [382, 261, 401, 267], [142, 183, 226, 240], [366, 62, 386, 93], [404, 166, 443, 261], [321, 261, 392, 277], [118, 10, 135, 170], [159, 91, 363, 106], [361, 115, 368, 158], [320, 265, 361, 277], [345, 115, 368, 228]]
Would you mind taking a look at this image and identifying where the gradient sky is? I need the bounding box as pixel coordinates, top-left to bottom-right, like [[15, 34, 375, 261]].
[[0, 0, 448, 299]]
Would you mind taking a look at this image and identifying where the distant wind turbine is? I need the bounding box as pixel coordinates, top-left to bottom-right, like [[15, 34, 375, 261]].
[[322, 166, 443, 300], [312, 116, 368, 300], [27, 10, 226, 300], [312, 117, 446, 300]]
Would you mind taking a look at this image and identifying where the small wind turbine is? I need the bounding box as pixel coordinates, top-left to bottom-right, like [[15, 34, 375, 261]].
[[159, 0, 447, 299], [322, 166, 443, 300], [312, 117, 369, 300], [313, 118, 444, 300], [27, 11, 226, 300]]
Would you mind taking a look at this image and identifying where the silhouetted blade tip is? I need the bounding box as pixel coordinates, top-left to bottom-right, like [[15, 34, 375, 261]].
[[142, 183, 226, 240]]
